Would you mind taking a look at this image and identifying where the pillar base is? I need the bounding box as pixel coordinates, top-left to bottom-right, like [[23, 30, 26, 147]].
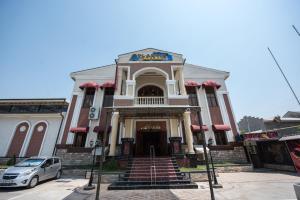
[[121, 138, 134, 158], [186, 153, 198, 168], [169, 137, 184, 158]]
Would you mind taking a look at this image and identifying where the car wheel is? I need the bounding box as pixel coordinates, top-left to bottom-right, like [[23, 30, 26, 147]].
[[55, 170, 62, 179], [28, 176, 38, 188]]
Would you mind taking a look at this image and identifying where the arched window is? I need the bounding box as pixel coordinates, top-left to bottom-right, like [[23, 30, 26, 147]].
[[138, 85, 164, 97]]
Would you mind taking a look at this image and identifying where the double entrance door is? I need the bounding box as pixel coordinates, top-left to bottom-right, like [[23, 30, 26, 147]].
[[135, 121, 168, 156]]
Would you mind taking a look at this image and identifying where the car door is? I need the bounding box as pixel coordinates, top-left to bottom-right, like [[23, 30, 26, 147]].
[[51, 158, 61, 178], [39, 159, 53, 181]]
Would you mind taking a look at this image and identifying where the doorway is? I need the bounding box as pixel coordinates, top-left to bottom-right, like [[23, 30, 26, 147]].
[[135, 121, 168, 156]]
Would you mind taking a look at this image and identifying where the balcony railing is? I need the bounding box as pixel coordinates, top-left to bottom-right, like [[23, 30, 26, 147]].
[[134, 97, 166, 105]]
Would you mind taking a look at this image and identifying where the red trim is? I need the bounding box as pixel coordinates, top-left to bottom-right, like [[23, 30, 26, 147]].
[[100, 81, 115, 89], [69, 127, 89, 133], [185, 80, 201, 87], [93, 125, 112, 133], [191, 124, 209, 132], [212, 124, 231, 131], [79, 82, 100, 90], [202, 80, 221, 89]]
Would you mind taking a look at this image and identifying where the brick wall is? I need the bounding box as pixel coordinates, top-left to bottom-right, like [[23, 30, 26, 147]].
[[55, 148, 93, 166], [210, 146, 248, 164]]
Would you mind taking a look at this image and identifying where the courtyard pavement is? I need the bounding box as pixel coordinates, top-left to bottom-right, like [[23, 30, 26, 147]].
[[0, 171, 299, 200]]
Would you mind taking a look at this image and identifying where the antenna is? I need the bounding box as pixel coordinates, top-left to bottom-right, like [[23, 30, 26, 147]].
[[267, 47, 300, 106]]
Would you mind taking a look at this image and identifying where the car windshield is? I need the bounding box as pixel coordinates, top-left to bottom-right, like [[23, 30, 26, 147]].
[[15, 158, 45, 167]]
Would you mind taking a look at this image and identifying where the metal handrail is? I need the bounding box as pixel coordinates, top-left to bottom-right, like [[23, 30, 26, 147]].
[[149, 145, 156, 185]]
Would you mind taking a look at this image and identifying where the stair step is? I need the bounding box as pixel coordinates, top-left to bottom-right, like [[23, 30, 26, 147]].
[[113, 180, 191, 185], [108, 183, 198, 190], [108, 156, 197, 190]]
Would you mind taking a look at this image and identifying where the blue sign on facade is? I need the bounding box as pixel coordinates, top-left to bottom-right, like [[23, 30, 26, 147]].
[[130, 52, 173, 61]]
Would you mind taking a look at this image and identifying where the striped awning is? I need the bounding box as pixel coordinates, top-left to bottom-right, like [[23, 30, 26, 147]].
[[202, 80, 221, 89], [185, 80, 201, 87], [100, 81, 115, 89], [70, 127, 89, 133], [212, 124, 231, 131], [79, 82, 100, 90], [191, 124, 209, 132]]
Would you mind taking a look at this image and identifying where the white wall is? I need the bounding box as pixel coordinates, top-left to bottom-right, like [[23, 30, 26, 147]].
[[0, 114, 63, 157]]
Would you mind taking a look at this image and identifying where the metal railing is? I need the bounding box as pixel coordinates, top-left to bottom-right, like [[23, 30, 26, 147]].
[[149, 145, 156, 185], [134, 97, 165, 105]]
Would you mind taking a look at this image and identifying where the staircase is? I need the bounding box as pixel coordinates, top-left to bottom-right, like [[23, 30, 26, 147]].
[[108, 157, 198, 190]]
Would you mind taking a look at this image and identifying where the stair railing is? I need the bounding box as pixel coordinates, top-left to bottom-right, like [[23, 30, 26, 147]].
[[149, 145, 156, 185]]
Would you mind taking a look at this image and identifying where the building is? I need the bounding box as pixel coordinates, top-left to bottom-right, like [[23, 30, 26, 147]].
[[56, 48, 241, 162], [238, 116, 265, 134], [244, 113, 300, 172], [0, 99, 68, 162]]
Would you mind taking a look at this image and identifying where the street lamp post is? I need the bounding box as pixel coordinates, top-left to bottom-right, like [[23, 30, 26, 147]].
[[84, 139, 99, 190], [208, 138, 223, 188], [196, 109, 215, 200]]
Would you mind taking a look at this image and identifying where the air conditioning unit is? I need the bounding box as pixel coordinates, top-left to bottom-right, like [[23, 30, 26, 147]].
[[88, 107, 99, 120]]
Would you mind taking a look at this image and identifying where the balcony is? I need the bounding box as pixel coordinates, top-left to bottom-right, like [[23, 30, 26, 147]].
[[134, 97, 166, 106]]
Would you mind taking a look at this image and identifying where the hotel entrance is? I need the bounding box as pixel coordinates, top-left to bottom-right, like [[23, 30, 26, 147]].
[[135, 121, 168, 156]]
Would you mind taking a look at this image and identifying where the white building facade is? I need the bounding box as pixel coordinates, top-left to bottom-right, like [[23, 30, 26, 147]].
[[58, 49, 240, 158]]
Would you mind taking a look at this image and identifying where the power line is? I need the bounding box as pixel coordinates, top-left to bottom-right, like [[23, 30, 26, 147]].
[[292, 25, 300, 37], [267, 47, 300, 106]]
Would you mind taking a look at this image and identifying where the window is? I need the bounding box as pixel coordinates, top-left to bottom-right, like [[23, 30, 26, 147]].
[[82, 88, 95, 108], [206, 88, 218, 107], [54, 158, 60, 164], [10, 105, 40, 113], [73, 133, 87, 147], [186, 87, 199, 106], [103, 88, 114, 107], [0, 105, 11, 113], [214, 131, 228, 145], [44, 159, 53, 167], [138, 85, 164, 97]]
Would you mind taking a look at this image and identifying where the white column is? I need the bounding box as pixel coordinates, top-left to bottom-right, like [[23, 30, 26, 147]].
[[108, 112, 120, 156], [183, 111, 195, 154], [179, 68, 187, 95], [170, 119, 179, 137]]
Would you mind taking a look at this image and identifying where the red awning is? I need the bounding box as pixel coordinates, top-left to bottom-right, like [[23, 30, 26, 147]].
[[70, 127, 89, 133], [100, 81, 115, 89], [191, 124, 209, 132], [185, 80, 201, 87], [93, 125, 112, 134], [212, 124, 231, 131], [79, 82, 100, 90], [202, 80, 221, 89]]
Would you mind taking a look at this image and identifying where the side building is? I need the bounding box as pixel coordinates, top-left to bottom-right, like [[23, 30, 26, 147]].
[[0, 99, 68, 163]]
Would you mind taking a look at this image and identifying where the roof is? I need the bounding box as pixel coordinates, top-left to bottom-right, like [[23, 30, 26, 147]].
[[117, 48, 183, 57], [0, 98, 68, 105], [283, 111, 300, 118]]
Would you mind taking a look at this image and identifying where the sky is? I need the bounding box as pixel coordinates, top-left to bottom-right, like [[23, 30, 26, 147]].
[[0, 0, 299, 121]]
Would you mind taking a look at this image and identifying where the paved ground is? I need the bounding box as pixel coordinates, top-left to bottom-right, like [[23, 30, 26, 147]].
[[0, 171, 299, 200], [0, 177, 88, 200]]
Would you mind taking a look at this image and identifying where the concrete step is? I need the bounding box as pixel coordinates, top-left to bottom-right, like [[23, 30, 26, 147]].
[[108, 183, 198, 190]]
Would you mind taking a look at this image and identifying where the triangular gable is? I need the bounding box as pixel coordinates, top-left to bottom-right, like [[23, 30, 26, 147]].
[[183, 63, 229, 79], [70, 64, 116, 80]]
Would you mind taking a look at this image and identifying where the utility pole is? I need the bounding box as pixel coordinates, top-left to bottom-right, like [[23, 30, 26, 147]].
[[267, 47, 300, 106], [292, 25, 300, 37]]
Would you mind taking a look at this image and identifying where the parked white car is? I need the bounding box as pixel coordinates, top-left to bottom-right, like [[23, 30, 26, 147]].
[[0, 157, 62, 188]]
